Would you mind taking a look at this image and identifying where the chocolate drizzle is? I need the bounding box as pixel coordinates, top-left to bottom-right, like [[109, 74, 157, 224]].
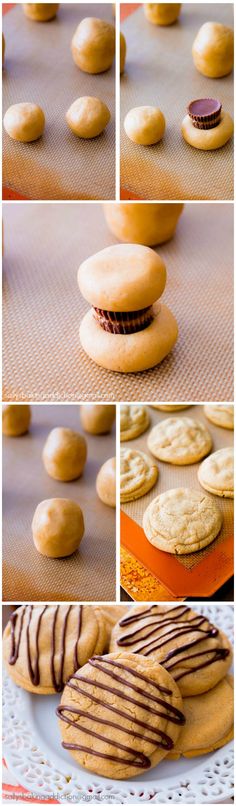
[[8, 604, 83, 691], [56, 655, 185, 768], [93, 306, 154, 335], [116, 605, 230, 680]]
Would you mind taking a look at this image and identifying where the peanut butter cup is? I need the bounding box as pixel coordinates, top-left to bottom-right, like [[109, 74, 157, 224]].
[[187, 98, 222, 130], [93, 306, 154, 334]]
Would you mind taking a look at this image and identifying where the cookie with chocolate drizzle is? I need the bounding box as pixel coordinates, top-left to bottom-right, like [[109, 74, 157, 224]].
[[110, 605, 232, 696], [3, 605, 107, 695], [57, 651, 185, 779]]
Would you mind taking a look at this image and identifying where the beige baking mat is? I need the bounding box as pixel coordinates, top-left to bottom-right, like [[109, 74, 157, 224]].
[[2, 3, 115, 200], [2, 202, 233, 402], [2, 404, 116, 602], [121, 404, 234, 570], [120, 3, 234, 200]]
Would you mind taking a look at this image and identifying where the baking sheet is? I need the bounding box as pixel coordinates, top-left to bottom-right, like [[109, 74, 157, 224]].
[[2, 3, 115, 200], [120, 405, 234, 596], [2, 202, 233, 402], [2, 404, 116, 602], [120, 3, 234, 200]]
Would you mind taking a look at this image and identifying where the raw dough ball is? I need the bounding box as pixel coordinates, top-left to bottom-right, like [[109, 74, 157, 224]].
[[80, 404, 116, 435], [103, 202, 184, 245], [4, 102, 45, 142], [22, 4, 59, 21], [66, 97, 110, 139], [43, 427, 87, 481], [182, 111, 233, 150], [144, 4, 181, 25], [32, 498, 84, 558], [96, 457, 116, 507], [71, 17, 115, 74], [2, 404, 31, 436], [120, 32, 126, 74], [2, 33, 5, 66], [124, 106, 165, 145], [192, 22, 234, 78]]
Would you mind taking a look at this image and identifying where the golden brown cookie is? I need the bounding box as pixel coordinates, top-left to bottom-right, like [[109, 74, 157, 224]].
[[147, 417, 212, 465], [198, 447, 234, 498], [120, 404, 150, 441], [204, 404, 234, 430], [3, 605, 107, 694], [57, 651, 184, 779], [143, 488, 222, 553], [110, 605, 232, 696], [120, 447, 158, 502], [168, 675, 234, 758]]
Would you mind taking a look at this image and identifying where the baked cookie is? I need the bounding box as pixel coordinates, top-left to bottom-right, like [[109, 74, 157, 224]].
[[96, 606, 130, 646], [2, 404, 31, 436], [42, 427, 87, 481], [198, 447, 234, 498], [147, 417, 212, 465], [150, 405, 190, 411], [3, 604, 107, 695], [32, 498, 84, 558], [80, 404, 116, 434], [124, 106, 165, 146], [120, 448, 158, 503], [66, 97, 110, 139], [96, 457, 116, 507], [168, 675, 234, 759], [143, 488, 222, 554], [120, 404, 150, 441], [204, 404, 234, 430], [110, 604, 232, 696], [57, 651, 184, 779], [103, 202, 184, 246], [78, 244, 178, 373]]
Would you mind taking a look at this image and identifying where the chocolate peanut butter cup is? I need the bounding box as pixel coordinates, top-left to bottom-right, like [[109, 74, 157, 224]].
[[187, 98, 222, 130], [93, 306, 154, 334]]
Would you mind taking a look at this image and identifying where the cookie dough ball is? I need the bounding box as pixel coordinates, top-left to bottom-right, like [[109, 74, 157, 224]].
[[2, 404, 31, 436], [144, 4, 181, 25], [96, 457, 116, 507], [4, 103, 45, 142], [66, 97, 110, 139], [22, 4, 59, 21], [103, 202, 184, 246], [80, 404, 116, 435], [71, 18, 115, 74], [42, 427, 87, 482], [124, 106, 165, 145], [192, 22, 234, 78], [120, 31, 126, 74], [32, 498, 84, 558], [2, 33, 5, 66], [182, 110, 233, 151]]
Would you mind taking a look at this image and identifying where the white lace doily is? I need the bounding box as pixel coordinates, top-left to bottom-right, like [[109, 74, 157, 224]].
[[3, 605, 234, 804]]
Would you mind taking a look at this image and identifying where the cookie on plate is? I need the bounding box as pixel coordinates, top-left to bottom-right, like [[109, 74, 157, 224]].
[[57, 651, 185, 779], [198, 447, 234, 498], [168, 675, 234, 758], [204, 404, 234, 430], [110, 605, 232, 696], [3, 605, 107, 695], [147, 417, 212, 465], [120, 447, 158, 502], [120, 403, 150, 441], [143, 487, 222, 554]]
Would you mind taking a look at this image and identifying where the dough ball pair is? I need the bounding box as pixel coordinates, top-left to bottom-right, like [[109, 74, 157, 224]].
[[66, 97, 110, 139], [71, 17, 115, 74]]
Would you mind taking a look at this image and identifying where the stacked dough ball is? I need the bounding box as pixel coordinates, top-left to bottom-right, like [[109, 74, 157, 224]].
[[3, 603, 233, 778], [120, 403, 233, 555], [4, 6, 114, 143], [3, 403, 116, 559]]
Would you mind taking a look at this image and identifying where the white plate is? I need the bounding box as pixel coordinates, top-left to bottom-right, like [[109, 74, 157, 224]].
[[2, 604, 234, 804]]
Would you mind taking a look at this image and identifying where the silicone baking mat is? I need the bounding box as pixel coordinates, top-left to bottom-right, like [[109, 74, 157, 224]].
[[2, 3, 115, 200], [2, 202, 233, 402], [2, 404, 116, 602], [120, 405, 234, 598], [120, 3, 233, 200]]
